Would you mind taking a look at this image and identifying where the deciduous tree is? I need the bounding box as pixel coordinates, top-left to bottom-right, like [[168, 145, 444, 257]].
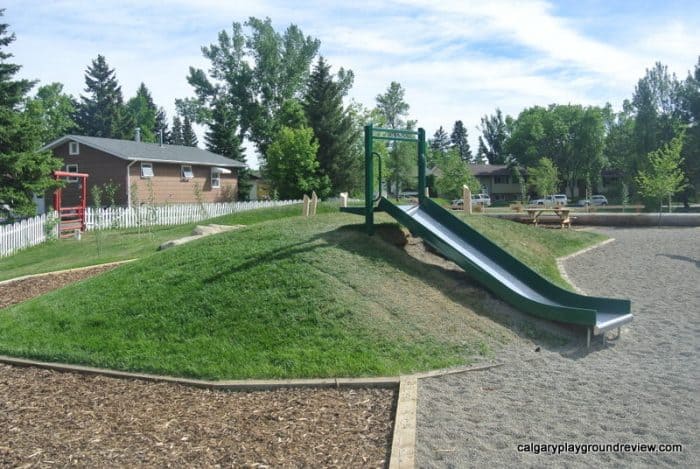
[[24, 82, 77, 144], [265, 126, 330, 199], [185, 17, 320, 160], [528, 157, 559, 197], [635, 133, 687, 214]]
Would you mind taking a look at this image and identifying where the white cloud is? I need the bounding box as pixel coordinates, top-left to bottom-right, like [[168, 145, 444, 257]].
[[5, 0, 699, 168]]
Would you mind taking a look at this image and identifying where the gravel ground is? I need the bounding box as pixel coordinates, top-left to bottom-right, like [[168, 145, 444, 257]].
[[417, 227, 699, 467]]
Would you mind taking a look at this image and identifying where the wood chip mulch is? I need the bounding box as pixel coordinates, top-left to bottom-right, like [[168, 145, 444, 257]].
[[0, 265, 120, 310], [0, 266, 396, 466], [0, 364, 396, 467]]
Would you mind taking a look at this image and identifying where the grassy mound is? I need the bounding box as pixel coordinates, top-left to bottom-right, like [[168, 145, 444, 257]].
[[0, 203, 339, 281], [0, 211, 606, 379]]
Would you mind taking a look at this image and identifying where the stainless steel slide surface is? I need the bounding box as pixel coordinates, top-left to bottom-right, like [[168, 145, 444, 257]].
[[379, 198, 632, 334]]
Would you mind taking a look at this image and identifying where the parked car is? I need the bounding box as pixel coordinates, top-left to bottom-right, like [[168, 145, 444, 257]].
[[590, 195, 608, 205], [450, 193, 492, 209], [577, 195, 608, 206], [531, 194, 567, 206], [471, 193, 491, 206], [399, 191, 418, 199]]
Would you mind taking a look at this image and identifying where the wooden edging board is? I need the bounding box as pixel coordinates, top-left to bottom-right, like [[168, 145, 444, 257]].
[[0, 259, 137, 286], [0, 354, 506, 468]]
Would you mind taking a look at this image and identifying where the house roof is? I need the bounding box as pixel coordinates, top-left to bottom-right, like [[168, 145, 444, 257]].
[[42, 135, 246, 168], [468, 164, 511, 176]]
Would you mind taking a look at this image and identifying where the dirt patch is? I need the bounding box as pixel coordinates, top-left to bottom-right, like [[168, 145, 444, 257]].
[[0, 364, 395, 467], [0, 265, 120, 310]]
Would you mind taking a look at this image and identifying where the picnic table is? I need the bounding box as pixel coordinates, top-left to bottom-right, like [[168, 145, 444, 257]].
[[525, 207, 572, 228]]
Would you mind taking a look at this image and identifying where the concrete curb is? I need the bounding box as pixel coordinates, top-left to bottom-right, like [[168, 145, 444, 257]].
[[0, 259, 137, 286], [488, 212, 700, 227], [556, 238, 615, 295]]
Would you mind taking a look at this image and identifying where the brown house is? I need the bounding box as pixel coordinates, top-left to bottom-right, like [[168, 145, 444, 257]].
[[42, 135, 245, 207]]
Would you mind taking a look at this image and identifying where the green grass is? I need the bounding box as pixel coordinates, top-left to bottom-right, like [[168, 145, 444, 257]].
[[0, 208, 605, 379], [0, 213, 502, 379], [455, 213, 607, 288], [0, 203, 333, 281]]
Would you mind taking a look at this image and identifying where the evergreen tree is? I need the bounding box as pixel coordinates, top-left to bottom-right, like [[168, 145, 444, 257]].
[[124, 82, 157, 142], [75, 55, 126, 138], [0, 10, 61, 217], [154, 107, 170, 144], [205, 100, 251, 199], [182, 115, 198, 147], [170, 116, 184, 145], [303, 56, 358, 194], [450, 120, 471, 162], [679, 57, 700, 206], [430, 126, 450, 154]]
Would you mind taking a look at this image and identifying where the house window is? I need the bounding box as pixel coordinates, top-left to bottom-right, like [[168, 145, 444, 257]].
[[69, 141, 80, 155], [494, 176, 509, 184], [141, 162, 154, 178], [66, 164, 79, 182], [181, 165, 194, 180], [211, 168, 221, 189]]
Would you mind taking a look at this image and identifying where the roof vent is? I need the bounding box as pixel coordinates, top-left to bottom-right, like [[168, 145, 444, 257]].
[[135, 127, 141, 143]]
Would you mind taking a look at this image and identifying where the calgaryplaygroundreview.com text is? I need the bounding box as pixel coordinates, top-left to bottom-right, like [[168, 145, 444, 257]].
[[517, 442, 683, 455]]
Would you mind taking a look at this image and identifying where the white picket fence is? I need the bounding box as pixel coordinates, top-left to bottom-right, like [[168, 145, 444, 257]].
[[0, 200, 301, 258], [0, 213, 59, 258]]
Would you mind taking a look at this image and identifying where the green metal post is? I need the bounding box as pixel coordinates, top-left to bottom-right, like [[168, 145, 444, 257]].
[[418, 127, 427, 203], [364, 124, 374, 235]]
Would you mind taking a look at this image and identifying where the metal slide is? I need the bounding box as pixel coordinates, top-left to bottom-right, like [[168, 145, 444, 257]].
[[379, 197, 633, 338]]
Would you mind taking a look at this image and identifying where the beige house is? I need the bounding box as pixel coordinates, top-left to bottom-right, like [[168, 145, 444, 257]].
[[42, 135, 245, 207], [469, 164, 522, 201]]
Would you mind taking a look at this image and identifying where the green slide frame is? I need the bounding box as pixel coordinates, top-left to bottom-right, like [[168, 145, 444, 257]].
[[379, 197, 631, 328]]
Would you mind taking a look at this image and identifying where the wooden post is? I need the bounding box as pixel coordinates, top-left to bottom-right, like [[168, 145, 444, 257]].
[[303, 194, 310, 217], [463, 185, 472, 214], [311, 191, 318, 216], [340, 192, 348, 208]]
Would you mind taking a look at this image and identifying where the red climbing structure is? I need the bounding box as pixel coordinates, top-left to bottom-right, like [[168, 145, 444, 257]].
[[52, 170, 89, 238]]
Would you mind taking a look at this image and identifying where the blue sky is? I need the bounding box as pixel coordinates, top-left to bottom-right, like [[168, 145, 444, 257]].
[[5, 0, 700, 168]]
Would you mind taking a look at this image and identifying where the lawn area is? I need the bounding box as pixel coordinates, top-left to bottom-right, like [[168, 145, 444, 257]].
[[0, 203, 333, 281], [455, 213, 607, 288], [0, 209, 606, 379]]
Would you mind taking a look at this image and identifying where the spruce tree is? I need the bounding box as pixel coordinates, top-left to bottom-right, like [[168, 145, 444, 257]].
[[76, 55, 126, 138], [154, 107, 170, 144], [182, 115, 198, 147], [205, 100, 251, 199], [0, 10, 61, 217], [124, 82, 157, 142], [431, 126, 450, 154], [450, 120, 472, 162], [170, 116, 184, 145], [303, 56, 358, 194]]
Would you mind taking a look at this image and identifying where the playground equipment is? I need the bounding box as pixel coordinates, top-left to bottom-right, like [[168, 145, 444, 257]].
[[341, 124, 632, 346], [52, 170, 89, 238]]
